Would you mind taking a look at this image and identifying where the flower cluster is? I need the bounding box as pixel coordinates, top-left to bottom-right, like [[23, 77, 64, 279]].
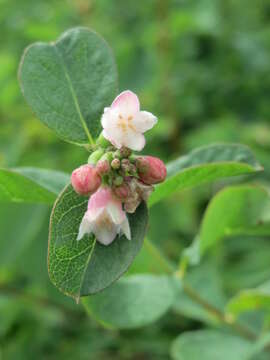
[[71, 90, 167, 246]]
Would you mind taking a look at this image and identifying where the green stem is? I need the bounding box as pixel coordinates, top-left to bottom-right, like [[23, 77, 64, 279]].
[[145, 238, 263, 344], [182, 282, 256, 341]]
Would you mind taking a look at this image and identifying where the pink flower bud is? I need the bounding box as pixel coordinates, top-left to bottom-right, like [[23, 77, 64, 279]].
[[71, 164, 101, 196], [137, 156, 167, 185], [136, 157, 149, 174], [96, 159, 110, 176], [113, 183, 130, 200]]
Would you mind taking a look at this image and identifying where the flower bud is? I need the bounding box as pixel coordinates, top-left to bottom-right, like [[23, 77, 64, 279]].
[[121, 158, 131, 173], [111, 158, 121, 170], [113, 183, 130, 200], [137, 156, 167, 185], [120, 147, 132, 158], [96, 159, 110, 176], [71, 164, 101, 196], [113, 176, 123, 186], [136, 157, 149, 174]]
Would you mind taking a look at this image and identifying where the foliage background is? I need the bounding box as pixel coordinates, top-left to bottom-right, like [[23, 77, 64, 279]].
[[1, 0, 270, 359]]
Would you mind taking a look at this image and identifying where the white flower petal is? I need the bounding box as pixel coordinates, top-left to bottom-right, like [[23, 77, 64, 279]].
[[121, 130, 145, 151], [102, 129, 122, 149], [107, 202, 125, 224], [120, 217, 131, 240], [111, 90, 140, 117], [93, 225, 118, 246], [77, 213, 93, 241], [101, 108, 118, 128], [132, 111, 157, 133]]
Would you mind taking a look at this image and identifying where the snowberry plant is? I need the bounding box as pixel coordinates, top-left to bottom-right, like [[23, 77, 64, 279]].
[[2, 27, 270, 357]]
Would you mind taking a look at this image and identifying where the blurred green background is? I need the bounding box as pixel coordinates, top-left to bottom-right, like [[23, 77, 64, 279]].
[[1, 0, 270, 359]]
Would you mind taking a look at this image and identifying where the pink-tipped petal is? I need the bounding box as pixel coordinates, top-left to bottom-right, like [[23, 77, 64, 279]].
[[80, 186, 131, 245], [88, 187, 112, 210], [111, 90, 140, 117], [133, 111, 157, 133]]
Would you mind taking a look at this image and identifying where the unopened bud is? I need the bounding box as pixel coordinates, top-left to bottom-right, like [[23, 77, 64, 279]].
[[88, 149, 104, 165], [113, 176, 123, 186], [129, 154, 138, 163], [113, 183, 130, 200], [120, 147, 132, 158], [111, 158, 121, 170], [121, 158, 131, 173], [100, 151, 114, 163], [136, 157, 149, 174], [137, 156, 167, 185], [113, 150, 121, 159], [129, 163, 137, 175], [71, 164, 101, 196], [96, 159, 110, 176]]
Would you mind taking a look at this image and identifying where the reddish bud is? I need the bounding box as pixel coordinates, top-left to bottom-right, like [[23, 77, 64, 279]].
[[136, 157, 149, 174], [120, 147, 132, 158], [137, 156, 167, 185], [71, 164, 101, 196], [96, 159, 110, 175], [113, 183, 130, 200]]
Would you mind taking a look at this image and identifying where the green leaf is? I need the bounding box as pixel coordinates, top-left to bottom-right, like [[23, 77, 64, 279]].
[[19, 27, 118, 144], [199, 185, 270, 254], [0, 167, 69, 204], [227, 280, 270, 317], [149, 144, 262, 207], [170, 330, 253, 360], [82, 275, 176, 329], [48, 185, 148, 299]]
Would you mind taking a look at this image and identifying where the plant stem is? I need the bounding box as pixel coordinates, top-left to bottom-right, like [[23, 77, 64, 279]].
[[182, 282, 257, 341], [145, 238, 261, 343]]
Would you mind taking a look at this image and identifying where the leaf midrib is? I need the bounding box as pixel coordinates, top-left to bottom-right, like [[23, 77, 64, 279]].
[[53, 46, 95, 146]]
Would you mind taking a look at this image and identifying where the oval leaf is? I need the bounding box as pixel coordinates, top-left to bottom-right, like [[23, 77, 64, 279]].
[[149, 144, 262, 207], [48, 185, 148, 299], [0, 167, 69, 204], [82, 275, 176, 329], [19, 27, 118, 144], [227, 280, 270, 317], [199, 185, 270, 254], [171, 330, 253, 360]]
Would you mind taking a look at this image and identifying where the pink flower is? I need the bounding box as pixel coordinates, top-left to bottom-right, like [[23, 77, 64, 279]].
[[77, 187, 131, 246], [137, 156, 167, 185], [101, 90, 157, 151], [71, 164, 101, 196]]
